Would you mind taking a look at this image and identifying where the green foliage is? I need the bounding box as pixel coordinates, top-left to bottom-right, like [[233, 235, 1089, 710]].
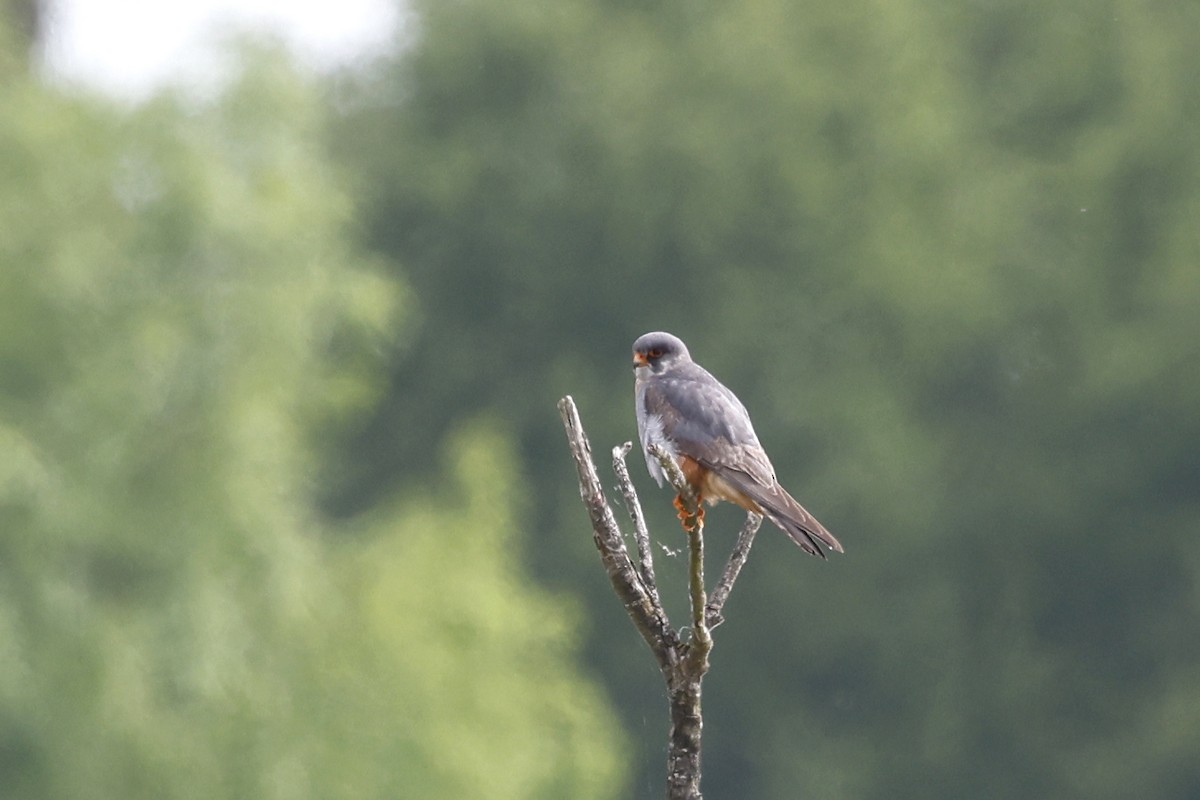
[[0, 44, 625, 800], [337, 422, 625, 798], [4, 0, 1197, 796], [329, 0, 1200, 797]]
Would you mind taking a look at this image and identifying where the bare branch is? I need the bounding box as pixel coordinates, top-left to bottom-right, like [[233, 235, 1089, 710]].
[[706, 513, 762, 628], [557, 397, 679, 672], [647, 445, 712, 697], [561, 396, 769, 800], [685, 524, 712, 664], [666, 679, 704, 800], [667, 515, 709, 800], [612, 442, 663, 610]]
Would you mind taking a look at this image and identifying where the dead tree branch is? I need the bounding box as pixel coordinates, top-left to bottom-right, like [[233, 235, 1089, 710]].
[[557, 396, 679, 673], [612, 442, 663, 610], [558, 395, 764, 800], [647, 443, 712, 663], [707, 513, 762, 628]]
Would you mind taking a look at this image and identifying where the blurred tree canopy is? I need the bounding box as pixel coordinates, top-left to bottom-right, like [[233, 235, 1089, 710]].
[[0, 0, 40, 66], [4, 0, 1199, 797], [326, 0, 1200, 797], [0, 35, 624, 800]]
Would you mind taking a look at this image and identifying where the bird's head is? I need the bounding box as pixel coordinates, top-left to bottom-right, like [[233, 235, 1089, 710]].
[[632, 331, 691, 374]]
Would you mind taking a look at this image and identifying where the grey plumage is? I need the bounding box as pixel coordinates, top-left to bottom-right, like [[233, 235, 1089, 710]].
[[633, 331, 843, 558]]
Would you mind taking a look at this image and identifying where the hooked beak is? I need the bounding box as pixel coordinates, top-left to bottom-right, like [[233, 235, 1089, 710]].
[[633, 351, 649, 367]]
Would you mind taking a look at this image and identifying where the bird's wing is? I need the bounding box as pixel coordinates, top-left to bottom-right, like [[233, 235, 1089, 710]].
[[640, 364, 777, 488], [643, 364, 843, 558]]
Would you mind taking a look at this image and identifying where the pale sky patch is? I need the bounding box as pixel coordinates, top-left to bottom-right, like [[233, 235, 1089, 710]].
[[41, 0, 400, 98]]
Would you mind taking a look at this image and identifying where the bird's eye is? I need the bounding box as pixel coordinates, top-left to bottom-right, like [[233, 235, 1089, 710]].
[[648, 348, 663, 359]]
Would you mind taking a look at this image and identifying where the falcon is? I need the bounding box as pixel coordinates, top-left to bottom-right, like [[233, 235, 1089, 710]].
[[633, 331, 843, 558]]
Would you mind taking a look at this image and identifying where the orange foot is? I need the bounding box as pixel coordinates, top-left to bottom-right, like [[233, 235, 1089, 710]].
[[673, 494, 705, 532]]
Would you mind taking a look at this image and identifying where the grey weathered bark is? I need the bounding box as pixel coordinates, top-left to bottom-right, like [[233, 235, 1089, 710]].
[[706, 513, 761, 628], [558, 395, 763, 800], [612, 441, 664, 611]]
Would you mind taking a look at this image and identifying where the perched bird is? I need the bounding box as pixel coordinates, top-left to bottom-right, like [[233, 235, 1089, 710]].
[[633, 331, 843, 558]]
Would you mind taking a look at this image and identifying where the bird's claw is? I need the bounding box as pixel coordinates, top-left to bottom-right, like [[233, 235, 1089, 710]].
[[674, 494, 704, 532]]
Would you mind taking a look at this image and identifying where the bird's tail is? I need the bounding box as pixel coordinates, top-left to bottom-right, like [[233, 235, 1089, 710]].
[[737, 480, 844, 559]]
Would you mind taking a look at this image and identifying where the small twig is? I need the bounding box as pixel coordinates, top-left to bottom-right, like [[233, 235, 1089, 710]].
[[706, 513, 762, 628], [612, 442, 662, 609]]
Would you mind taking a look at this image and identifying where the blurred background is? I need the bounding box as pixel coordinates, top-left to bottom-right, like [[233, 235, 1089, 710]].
[[3, 0, 1199, 797]]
